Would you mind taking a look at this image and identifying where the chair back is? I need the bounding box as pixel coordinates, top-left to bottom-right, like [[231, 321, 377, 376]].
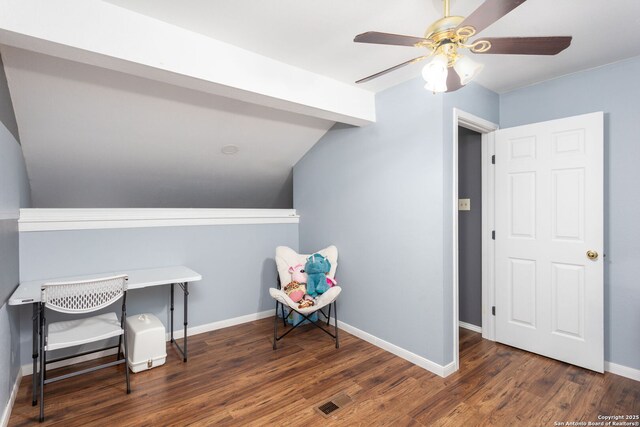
[[275, 246, 338, 288], [41, 274, 128, 314]]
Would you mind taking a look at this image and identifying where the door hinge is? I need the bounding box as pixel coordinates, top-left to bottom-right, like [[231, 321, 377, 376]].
[[492, 230, 495, 240], [492, 306, 496, 316], [491, 155, 495, 164]]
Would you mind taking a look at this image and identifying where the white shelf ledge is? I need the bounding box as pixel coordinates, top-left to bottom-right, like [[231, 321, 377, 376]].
[[19, 208, 299, 232]]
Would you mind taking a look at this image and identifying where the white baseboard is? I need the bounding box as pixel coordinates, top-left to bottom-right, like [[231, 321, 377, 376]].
[[441, 361, 457, 377], [459, 321, 482, 334], [605, 361, 640, 382], [167, 309, 275, 340], [335, 319, 640, 382], [22, 309, 276, 376], [1, 370, 22, 427], [334, 319, 453, 378]]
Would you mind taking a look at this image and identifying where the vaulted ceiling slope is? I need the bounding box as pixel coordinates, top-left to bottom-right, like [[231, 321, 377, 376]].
[[2, 48, 333, 208], [0, 0, 374, 208]]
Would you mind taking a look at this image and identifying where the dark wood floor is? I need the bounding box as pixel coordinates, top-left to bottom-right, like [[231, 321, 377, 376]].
[[9, 318, 640, 426]]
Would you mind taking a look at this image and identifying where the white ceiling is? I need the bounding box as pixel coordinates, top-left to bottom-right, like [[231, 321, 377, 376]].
[[106, 0, 640, 93], [2, 47, 332, 208]]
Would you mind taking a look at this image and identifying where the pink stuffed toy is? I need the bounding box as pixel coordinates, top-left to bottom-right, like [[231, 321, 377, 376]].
[[285, 264, 308, 302], [288, 264, 307, 284], [326, 277, 337, 288]]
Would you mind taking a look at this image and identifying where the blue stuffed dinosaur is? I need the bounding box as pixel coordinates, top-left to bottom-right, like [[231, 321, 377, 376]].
[[304, 253, 331, 297]]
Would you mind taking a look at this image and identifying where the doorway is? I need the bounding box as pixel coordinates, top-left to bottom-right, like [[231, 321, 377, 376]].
[[451, 108, 498, 372], [458, 127, 483, 333]]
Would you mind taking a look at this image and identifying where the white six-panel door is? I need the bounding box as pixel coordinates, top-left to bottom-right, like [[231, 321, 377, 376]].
[[495, 112, 604, 372]]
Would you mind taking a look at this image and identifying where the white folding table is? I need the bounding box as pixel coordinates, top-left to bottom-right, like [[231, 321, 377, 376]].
[[9, 266, 202, 406]]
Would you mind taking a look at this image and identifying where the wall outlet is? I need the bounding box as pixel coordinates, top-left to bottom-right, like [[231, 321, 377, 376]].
[[458, 198, 471, 211]]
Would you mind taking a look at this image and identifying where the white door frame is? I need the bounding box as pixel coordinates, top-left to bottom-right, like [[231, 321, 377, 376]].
[[452, 108, 499, 372]]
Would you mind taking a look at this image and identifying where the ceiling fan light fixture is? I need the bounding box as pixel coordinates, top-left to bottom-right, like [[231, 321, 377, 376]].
[[424, 78, 448, 93], [422, 53, 448, 93], [453, 55, 484, 85]]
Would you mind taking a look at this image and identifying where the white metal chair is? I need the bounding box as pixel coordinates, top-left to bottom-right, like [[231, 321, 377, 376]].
[[270, 246, 341, 349], [38, 274, 131, 422]]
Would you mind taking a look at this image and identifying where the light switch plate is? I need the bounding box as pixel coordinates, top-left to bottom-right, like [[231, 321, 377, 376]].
[[458, 198, 471, 211]]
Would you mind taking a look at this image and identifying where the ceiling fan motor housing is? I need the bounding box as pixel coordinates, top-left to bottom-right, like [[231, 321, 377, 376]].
[[425, 16, 465, 43]]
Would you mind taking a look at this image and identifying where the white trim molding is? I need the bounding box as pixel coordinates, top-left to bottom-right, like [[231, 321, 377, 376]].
[[167, 309, 274, 340], [605, 361, 640, 382], [19, 209, 299, 232], [459, 321, 482, 334], [335, 319, 454, 378], [1, 370, 21, 427]]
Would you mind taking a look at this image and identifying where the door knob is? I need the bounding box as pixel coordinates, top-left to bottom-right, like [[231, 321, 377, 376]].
[[586, 250, 598, 260]]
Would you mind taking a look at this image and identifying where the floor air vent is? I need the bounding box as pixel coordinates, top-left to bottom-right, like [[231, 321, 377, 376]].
[[316, 393, 352, 417], [318, 401, 340, 415]]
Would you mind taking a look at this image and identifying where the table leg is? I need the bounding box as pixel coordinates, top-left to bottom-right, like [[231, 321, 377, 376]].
[[170, 283, 174, 342], [169, 282, 189, 362], [38, 304, 45, 422], [31, 303, 38, 406], [183, 282, 188, 362]]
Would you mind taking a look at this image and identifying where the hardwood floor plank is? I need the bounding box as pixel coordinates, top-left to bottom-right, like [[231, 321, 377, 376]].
[[9, 320, 639, 426]]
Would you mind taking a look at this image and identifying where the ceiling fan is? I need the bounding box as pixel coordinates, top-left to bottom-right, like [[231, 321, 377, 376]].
[[354, 0, 572, 93]]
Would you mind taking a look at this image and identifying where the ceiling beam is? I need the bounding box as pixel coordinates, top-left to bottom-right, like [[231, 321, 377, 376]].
[[0, 0, 375, 126]]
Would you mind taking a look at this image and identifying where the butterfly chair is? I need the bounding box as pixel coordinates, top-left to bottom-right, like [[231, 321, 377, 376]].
[[38, 274, 131, 422], [270, 246, 341, 349]]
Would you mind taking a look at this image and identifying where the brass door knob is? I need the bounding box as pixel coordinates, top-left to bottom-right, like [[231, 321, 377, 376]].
[[586, 250, 598, 260]]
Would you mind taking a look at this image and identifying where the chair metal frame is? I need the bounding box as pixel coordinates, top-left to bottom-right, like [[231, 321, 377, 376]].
[[38, 275, 131, 422], [272, 276, 339, 350]]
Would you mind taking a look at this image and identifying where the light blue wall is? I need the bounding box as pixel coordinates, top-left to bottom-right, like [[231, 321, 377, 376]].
[[294, 77, 450, 364], [18, 223, 298, 364], [294, 78, 499, 365], [500, 56, 640, 370], [0, 116, 30, 414]]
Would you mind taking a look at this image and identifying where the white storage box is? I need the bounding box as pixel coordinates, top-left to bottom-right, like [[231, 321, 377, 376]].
[[125, 313, 167, 373]]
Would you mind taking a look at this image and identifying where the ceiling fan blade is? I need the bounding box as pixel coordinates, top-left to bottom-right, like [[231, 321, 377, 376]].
[[474, 36, 572, 55], [457, 0, 527, 36], [354, 31, 432, 47], [356, 56, 427, 84], [446, 68, 464, 93]]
